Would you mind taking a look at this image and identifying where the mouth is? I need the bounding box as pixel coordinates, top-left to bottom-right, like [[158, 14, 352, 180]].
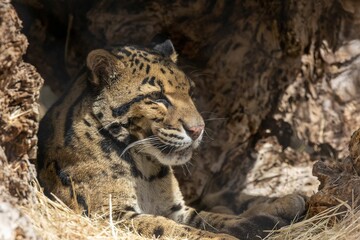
[[151, 138, 192, 155], [164, 145, 192, 155], [143, 137, 194, 165]]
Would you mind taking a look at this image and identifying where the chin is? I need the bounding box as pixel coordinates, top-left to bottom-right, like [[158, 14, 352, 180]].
[[143, 145, 194, 166], [158, 147, 194, 166]]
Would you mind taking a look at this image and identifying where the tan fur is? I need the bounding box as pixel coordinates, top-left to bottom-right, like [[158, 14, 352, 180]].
[[37, 41, 306, 239]]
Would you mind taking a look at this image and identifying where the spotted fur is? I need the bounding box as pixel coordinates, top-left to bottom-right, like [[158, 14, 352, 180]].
[[37, 40, 306, 239]]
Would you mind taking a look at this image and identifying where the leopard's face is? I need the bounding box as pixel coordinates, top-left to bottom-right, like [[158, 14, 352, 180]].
[[132, 63, 205, 166], [87, 41, 204, 165]]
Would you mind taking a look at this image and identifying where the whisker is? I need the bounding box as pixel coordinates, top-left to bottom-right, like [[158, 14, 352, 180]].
[[181, 165, 187, 176], [168, 145, 176, 154], [200, 111, 217, 115], [184, 163, 191, 176], [120, 136, 157, 157], [136, 143, 154, 154], [204, 117, 227, 122], [203, 128, 214, 141], [160, 144, 170, 153], [136, 139, 168, 155]]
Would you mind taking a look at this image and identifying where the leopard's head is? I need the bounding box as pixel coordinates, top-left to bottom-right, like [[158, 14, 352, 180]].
[[86, 40, 204, 165]]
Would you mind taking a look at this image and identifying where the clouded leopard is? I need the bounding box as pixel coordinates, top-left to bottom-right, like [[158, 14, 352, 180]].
[[37, 40, 306, 239]]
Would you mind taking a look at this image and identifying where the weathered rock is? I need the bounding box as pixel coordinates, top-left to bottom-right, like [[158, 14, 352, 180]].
[[0, 0, 43, 238], [0, 201, 36, 240], [309, 128, 360, 216]]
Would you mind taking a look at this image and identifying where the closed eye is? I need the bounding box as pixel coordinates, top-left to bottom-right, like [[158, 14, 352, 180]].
[[149, 91, 171, 108], [155, 98, 171, 108]]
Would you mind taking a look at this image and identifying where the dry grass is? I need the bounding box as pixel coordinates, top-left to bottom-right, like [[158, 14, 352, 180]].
[[267, 203, 360, 240], [20, 181, 146, 240], [20, 182, 360, 240]]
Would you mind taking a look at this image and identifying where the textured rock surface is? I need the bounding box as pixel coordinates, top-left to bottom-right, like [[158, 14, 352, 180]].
[[308, 128, 360, 216], [247, 38, 360, 198], [0, 0, 43, 238], [0, 201, 36, 240]]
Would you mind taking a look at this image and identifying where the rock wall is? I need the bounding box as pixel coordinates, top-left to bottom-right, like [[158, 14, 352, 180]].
[[0, 0, 43, 238]]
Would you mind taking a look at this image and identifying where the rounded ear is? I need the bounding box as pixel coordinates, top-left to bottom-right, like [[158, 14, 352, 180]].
[[86, 49, 124, 86], [154, 40, 178, 63]]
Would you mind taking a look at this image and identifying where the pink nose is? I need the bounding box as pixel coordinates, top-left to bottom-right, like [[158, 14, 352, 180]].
[[185, 125, 204, 140]]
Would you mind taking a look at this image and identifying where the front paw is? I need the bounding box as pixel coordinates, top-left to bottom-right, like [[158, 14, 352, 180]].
[[224, 194, 307, 239], [269, 193, 307, 222]]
